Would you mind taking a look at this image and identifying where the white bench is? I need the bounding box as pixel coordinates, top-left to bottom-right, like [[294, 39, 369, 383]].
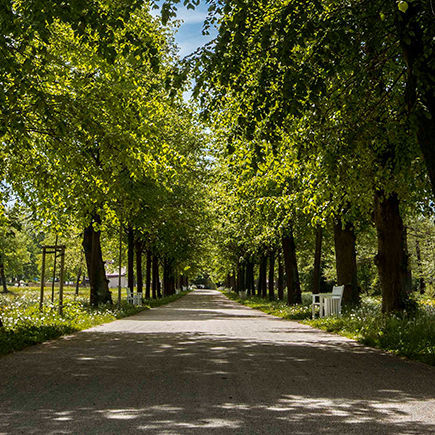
[[126, 290, 142, 306], [312, 285, 344, 318]]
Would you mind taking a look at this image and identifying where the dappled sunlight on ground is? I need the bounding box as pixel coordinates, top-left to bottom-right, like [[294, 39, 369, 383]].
[[0, 290, 434, 433]]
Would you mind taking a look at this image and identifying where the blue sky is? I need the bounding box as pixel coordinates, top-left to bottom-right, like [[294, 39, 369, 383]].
[[153, 2, 217, 58]]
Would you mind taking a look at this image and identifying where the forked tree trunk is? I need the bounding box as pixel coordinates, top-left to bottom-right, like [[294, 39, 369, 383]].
[[333, 217, 360, 306], [0, 256, 8, 293], [312, 225, 323, 295], [83, 216, 112, 306], [277, 254, 284, 301], [268, 251, 275, 300], [145, 249, 151, 299], [374, 191, 410, 313], [127, 226, 134, 292], [282, 232, 301, 305], [135, 240, 143, 295]]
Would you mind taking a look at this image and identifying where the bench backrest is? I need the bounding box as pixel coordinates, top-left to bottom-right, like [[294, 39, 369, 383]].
[[332, 285, 344, 297]]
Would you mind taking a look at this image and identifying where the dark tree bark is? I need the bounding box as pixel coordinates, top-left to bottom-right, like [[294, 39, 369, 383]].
[[259, 255, 267, 298], [277, 254, 284, 301], [163, 257, 176, 296], [229, 271, 236, 291], [312, 225, 323, 295], [236, 262, 242, 292], [282, 231, 301, 304], [83, 216, 112, 306], [374, 191, 411, 313], [75, 266, 82, 296], [403, 227, 413, 294], [152, 254, 159, 299], [333, 217, 360, 306], [127, 226, 134, 292], [394, 3, 435, 197], [268, 251, 275, 300], [135, 240, 143, 295], [156, 259, 162, 298], [246, 261, 254, 295], [145, 249, 151, 299], [0, 256, 8, 293], [415, 239, 426, 294]]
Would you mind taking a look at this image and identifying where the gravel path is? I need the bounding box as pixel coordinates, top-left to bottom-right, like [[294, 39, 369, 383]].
[[0, 289, 434, 434]]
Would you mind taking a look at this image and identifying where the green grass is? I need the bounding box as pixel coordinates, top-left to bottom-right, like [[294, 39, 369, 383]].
[[224, 290, 435, 366], [0, 288, 189, 356]]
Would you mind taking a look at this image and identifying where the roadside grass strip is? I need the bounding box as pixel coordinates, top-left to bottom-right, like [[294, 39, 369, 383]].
[[0, 290, 190, 356], [224, 291, 435, 366]]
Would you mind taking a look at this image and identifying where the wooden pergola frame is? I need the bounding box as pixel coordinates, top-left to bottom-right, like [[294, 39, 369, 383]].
[[39, 245, 66, 314]]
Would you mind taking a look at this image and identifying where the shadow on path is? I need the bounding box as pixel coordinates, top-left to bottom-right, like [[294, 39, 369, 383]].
[[0, 290, 434, 434]]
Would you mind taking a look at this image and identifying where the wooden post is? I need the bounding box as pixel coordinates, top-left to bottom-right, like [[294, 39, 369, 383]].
[[118, 222, 122, 310], [40, 247, 46, 310], [58, 248, 65, 315], [51, 235, 58, 302]]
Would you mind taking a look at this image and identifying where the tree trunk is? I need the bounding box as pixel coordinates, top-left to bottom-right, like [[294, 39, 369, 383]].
[[394, 3, 435, 197], [152, 254, 158, 299], [157, 260, 162, 298], [145, 249, 151, 299], [259, 255, 267, 298], [127, 226, 134, 292], [374, 191, 410, 313], [277, 254, 284, 301], [75, 266, 82, 296], [82, 216, 112, 306], [282, 232, 302, 305], [333, 217, 360, 306], [268, 251, 275, 300], [0, 256, 8, 293], [403, 226, 413, 294], [312, 225, 323, 295], [135, 240, 143, 295], [415, 239, 426, 294], [230, 271, 236, 291], [246, 261, 254, 296]]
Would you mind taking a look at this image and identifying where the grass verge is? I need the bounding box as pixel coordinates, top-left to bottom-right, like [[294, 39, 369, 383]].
[[0, 290, 189, 356], [224, 290, 435, 366]]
